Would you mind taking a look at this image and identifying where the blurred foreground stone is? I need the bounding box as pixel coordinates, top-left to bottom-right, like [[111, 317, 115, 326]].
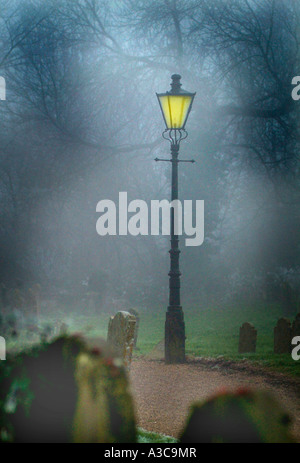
[[0, 336, 136, 443], [180, 389, 295, 443]]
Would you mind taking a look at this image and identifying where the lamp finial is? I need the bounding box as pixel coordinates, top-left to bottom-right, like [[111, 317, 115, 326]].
[[170, 74, 182, 93]]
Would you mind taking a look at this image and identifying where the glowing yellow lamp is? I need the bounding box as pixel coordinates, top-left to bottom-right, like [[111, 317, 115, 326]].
[[157, 75, 196, 130]]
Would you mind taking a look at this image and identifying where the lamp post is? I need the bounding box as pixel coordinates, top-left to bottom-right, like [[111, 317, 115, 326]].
[[156, 74, 196, 364]]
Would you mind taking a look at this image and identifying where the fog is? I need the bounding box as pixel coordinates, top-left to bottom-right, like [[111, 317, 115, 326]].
[[0, 0, 299, 316]]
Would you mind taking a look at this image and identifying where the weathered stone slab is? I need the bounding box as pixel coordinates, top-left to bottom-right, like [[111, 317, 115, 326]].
[[73, 345, 136, 443], [0, 336, 136, 443], [179, 390, 295, 443], [238, 322, 257, 353], [107, 311, 136, 369]]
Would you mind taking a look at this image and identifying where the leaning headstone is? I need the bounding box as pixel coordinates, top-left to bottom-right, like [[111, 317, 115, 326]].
[[0, 336, 136, 443], [292, 313, 300, 339], [238, 322, 257, 353], [107, 311, 136, 369], [129, 308, 140, 348], [179, 389, 295, 443], [274, 318, 292, 354]]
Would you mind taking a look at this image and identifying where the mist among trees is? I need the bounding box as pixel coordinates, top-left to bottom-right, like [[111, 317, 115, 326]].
[[0, 0, 299, 314]]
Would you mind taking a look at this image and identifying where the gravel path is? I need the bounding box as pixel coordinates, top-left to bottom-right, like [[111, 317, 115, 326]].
[[130, 358, 300, 441]]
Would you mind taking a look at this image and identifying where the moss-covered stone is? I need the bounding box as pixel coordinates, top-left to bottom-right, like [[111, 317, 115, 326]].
[[0, 335, 136, 443], [180, 389, 295, 443]]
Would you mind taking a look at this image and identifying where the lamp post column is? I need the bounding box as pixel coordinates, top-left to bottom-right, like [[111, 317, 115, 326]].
[[156, 74, 195, 364], [165, 142, 186, 364]]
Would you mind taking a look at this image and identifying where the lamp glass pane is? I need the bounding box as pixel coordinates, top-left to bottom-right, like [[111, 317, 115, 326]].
[[159, 94, 193, 129]]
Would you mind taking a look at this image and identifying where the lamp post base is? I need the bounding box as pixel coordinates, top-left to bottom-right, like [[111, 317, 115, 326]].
[[165, 307, 186, 364]]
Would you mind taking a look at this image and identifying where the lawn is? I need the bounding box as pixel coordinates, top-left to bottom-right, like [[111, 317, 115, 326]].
[[4, 302, 300, 378], [1, 303, 299, 444], [136, 303, 300, 377], [137, 428, 177, 443]]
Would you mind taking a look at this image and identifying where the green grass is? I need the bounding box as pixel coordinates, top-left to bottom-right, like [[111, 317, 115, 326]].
[[5, 303, 300, 378], [136, 303, 300, 378], [137, 428, 177, 443]]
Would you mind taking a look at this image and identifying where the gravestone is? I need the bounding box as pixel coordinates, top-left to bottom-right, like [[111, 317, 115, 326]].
[[73, 342, 136, 443], [274, 318, 292, 354], [238, 322, 257, 354], [0, 336, 136, 443], [129, 308, 140, 348], [292, 313, 300, 339], [179, 390, 294, 443], [107, 311, 136, 369]]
